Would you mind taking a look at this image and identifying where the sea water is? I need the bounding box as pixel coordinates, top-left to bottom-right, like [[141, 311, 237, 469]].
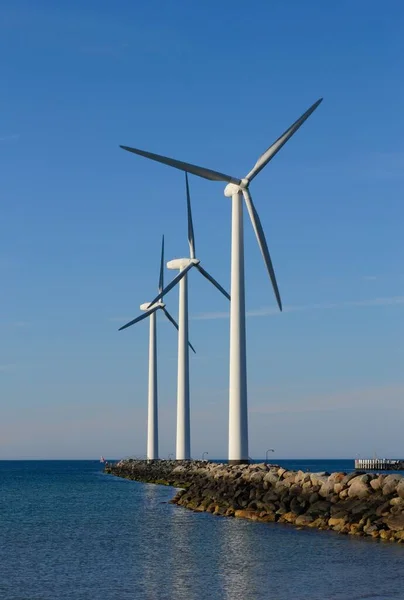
[[0, 460, 403, 600]]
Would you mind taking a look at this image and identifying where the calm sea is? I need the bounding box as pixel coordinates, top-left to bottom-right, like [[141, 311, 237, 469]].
[[1, 460, 403, 600]]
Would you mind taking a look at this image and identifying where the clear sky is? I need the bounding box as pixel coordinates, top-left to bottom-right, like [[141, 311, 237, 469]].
[[1, 0, 403, 460]]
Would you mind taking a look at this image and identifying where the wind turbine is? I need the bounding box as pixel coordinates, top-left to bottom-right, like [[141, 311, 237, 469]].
[[119, 235, 195, 461], [145, 174, 230, 460], [120, 98, 322, 463]]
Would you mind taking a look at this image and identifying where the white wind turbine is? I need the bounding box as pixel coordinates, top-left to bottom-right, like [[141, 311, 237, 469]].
[[144, 173, 230, 460], [119, 235, 195, 461], [121, 98, 322, 463]]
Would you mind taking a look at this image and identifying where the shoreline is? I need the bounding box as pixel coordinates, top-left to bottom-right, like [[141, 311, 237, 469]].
[[105, 459, 404, 543]]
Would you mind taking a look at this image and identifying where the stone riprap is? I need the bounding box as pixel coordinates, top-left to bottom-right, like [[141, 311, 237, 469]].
[[105, 460, 404, 543]]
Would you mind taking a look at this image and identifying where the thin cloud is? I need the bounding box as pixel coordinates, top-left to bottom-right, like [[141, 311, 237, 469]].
[[192, 296, 404, 321]]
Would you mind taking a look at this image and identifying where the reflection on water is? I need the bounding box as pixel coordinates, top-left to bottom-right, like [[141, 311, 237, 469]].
[[140, 484, 166, 600], [169, 505, 198, 600], [219, 519, 261, 600], [0, 462, 403, 600]]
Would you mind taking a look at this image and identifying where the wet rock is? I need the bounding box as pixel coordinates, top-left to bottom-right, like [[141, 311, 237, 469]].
[[379, 529, 394, 541], [279, 512, 297, 524], [234, 509, 259, 521], [259, 512, 276, 523], [295, 514, 314, 526], [329, 516, 347, 531], [384, 514, 404, 531]]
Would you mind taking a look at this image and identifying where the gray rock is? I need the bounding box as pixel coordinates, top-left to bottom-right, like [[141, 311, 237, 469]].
[[264, 471, 280, 486], [250, 471, 265, 483]]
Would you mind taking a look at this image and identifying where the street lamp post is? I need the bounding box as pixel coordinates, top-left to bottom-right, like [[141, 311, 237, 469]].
[[266, 448, 275, 463], [202, 452, 208, 461]]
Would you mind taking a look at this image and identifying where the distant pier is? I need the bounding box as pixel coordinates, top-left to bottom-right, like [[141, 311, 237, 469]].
[[355, 458, 404, 470]]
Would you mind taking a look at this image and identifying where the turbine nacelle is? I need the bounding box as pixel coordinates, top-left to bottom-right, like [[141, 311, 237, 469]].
[[140, 301, 165, 312], [167, 258, 200, 271]]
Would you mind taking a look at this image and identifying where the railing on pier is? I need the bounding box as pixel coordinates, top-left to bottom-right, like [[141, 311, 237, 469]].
[[354, 458, 402, 470]]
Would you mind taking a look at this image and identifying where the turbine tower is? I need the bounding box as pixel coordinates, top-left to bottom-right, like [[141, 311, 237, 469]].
[[145, 174, 230, 460], [119, 235, 195, 461], [120, 98, 322, 463]]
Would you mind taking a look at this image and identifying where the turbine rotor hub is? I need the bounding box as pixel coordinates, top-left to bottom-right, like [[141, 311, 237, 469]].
[[224, 180, 248, 197]]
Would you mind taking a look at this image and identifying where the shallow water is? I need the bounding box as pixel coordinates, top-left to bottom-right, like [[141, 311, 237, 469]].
[[0, 461, 403, 600]]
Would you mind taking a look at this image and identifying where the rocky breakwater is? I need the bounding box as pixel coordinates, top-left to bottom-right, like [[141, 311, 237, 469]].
[[105, 460, 404, 543], [104, 459, 205, 487]]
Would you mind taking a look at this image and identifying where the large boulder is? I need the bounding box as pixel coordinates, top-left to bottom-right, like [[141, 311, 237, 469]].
[[370, 475, 384, 491], [250, 471, 265, 484], [234, 509, 259, 521], [328, 516, 347, 530], [382, 474, 403, 496], [348, 475, 371, 499], [397, 480, 404, 500], [295, 514, 314, 526], [172, 465, 187, 474], [263, 471, 279, 487], [384, 514, 404, 532], [342, 471, 365, 486], [307, 500, 332, 516], [319, 479, 336, 498], [310, 473, 329, 487]]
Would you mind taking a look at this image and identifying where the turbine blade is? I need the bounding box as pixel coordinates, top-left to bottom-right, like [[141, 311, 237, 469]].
[[118, 307, 157, 331], [146, 263, 194, 309], [120, 145, 241, 185], [195, 264, 230, 301], [163, 308, 196, 354], [185, 173, 196, 259], [245, 98, 323, 182], [159, 235, 164, 294], [242, 189, 282, 311]]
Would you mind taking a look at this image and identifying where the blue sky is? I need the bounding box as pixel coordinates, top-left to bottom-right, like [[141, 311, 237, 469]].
[[1, 0, 403, 459]]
